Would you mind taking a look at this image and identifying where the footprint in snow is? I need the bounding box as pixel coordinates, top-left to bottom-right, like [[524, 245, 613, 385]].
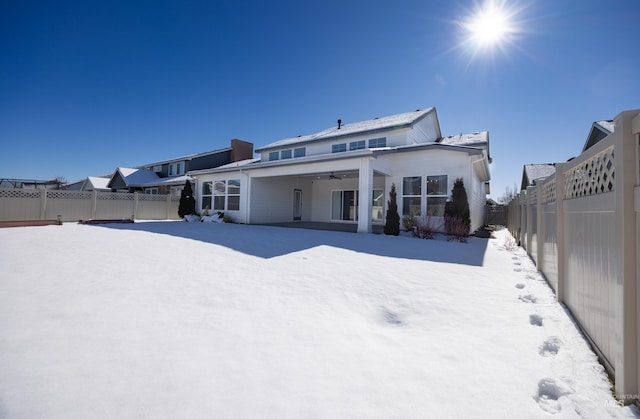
[[514, 268, 523, 272], [515, 283, 525, 289], [519, 294, 537, 303], [514, 262, 522, 266], [539, 336, 562, 356], [529, 314, 543, 326], [535, 377, 573, 414], [381, 308, 402, 325]]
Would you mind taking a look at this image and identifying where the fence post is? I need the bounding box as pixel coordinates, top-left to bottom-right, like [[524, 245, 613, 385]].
[[612, 111, 638, 401], [39, 189, 47, 220], [536, 182, 544, 274], [91, 190, 98, 219], [167, 194, 172, 219], [555, 163, 565, 303], [526, 186, 534, 254], [133, 192, 139, 220]]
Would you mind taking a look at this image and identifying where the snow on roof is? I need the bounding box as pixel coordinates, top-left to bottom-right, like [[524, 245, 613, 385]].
[[256, 108, 435, 151], [86, 176, 110, 190], [440, 131, 488, 147], [117, 167, 160, 187], [212, 157, 261, 170], [524, 164, 556, 185], [595, 120, 614, 134]]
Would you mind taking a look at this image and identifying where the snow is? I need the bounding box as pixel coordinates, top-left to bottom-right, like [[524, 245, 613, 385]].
[[0, 222, 637, 418]]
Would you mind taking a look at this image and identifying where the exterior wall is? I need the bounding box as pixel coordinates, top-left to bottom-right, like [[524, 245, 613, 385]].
[[469, 162, 487, 232], [248, 177, 313, 224], [383, 149, 483, 231], [189, 151, 232, 172]]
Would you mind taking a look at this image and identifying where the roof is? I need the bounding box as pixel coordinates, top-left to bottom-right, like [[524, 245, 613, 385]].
[[85, 176, 110, 190], [140, 147, 233, 167], [111, 167, 161, 188], [256, 108, 437, 152], [440, 131, 488, 147], [522, 164, 556, 190], [582, 119, 615, 151]]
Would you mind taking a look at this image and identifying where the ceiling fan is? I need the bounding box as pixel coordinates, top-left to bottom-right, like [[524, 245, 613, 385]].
[[329, 172, 342, 180]]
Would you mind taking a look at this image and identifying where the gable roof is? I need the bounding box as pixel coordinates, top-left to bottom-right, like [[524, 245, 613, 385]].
[[521, 164, 556, 190], [82, 176, 110, 191], [107, 167, 161, 190], [256, 108, 439, 152], [582, 120, 614, 151]]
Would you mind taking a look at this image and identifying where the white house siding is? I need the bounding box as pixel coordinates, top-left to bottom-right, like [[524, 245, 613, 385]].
[[382, 149, 481, 230], [194, 174, 247, 223], [248, 176, 313, 224], [469, 162, 486, 232]]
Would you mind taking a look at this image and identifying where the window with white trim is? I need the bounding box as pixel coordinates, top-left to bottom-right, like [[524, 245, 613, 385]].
[[427, 175, 448, 216], [281, 149, 292, 159], [169, 162, 185, 176], [269, 151, 279, 161], [145, 187, 158, 194], [208, 179, 241, 211], [368, 137, 386, 148], [349, 140, 365, 151], [402, 176, 422, 216], [294, 147, 306, 157], [332, 143, 347, 153]]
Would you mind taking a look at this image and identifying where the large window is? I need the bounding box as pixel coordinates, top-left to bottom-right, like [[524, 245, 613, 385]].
[[202, 179, 241, 211], [268, 151, 279, 161], [294, 147, 306, 157], [402, 176, 422, 216], [331, 189, 384, 222], [427, 175, 448, 216], [281, 150, 292, 159]]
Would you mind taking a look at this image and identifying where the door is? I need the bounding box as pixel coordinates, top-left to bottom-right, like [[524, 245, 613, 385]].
[[293, 189, 302, 220]]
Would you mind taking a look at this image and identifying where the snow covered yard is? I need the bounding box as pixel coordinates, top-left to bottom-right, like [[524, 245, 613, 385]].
[[0, 221, 637, 419]]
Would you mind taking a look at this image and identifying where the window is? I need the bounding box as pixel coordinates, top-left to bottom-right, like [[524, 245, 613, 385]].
[[202, 182, 213, 210], [332, 143, 347, 153], [145, 188, 158, 195], [213, 180, 226, 211], [227, 179, 240, 210], [269, 151, 280, 161], [372, 189, 384, 222], [349, 140, 366, 151], [402, 176, 422, 216], [294, 147, 306, 158], [206, 179, 241, 211], [368, 137, 386, 148], [169, 162, 185, 176], [331, 190, 358, 221], [427, 175, 448, 216], [170, 186, 183, 197], [281, 150, 292, 159]]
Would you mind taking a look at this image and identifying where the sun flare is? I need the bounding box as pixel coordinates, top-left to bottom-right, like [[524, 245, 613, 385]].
[[457, 0, 522, 58], [467, 5, 511, 47]]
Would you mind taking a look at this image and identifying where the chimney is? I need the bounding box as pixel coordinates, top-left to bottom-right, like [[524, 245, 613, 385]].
[[337, 119, 342, 129]]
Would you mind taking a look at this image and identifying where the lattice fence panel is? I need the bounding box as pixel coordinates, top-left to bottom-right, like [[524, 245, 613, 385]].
[[138, 194, 170, 202], [0, 188, 43, 199], [542, 179, 556, 204], [97, 192, 135, 201], [564, 147, 615, 199], [47, 190, 93, 200]]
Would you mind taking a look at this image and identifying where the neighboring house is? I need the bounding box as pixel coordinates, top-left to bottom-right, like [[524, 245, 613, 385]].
[[79, 176, 111, 191], [0, 178, 66, 190], [520, 164, 556, 191], [582, 120, 614, 152], [189, 107, 492, 233], [103, 139, 254, 195]]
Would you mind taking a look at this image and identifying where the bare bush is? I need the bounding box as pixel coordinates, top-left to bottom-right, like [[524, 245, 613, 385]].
[[413, 214, 438, 239], [445, 216, 470, 242]]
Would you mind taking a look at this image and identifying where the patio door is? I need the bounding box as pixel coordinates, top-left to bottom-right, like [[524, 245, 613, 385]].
[[293, 189, 302, 220]]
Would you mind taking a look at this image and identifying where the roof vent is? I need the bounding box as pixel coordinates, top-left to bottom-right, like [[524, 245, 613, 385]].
[[337, 119, 342, 129]]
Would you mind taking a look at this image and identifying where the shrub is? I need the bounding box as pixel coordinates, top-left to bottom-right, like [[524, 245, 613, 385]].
[[402, 215, 417, 232], [178, 180, 196, 218], [384, 183, 400, 236], [444, 178, 470, 240], [413, 214, 437, 239]]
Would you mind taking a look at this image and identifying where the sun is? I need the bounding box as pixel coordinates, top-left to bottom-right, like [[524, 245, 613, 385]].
[[466, 4, 511, 47], [454, 0, 524, 59]]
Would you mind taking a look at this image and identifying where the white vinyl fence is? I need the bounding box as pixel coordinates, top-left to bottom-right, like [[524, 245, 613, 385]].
[[507, 110, 640, 404], [0, 189, 181, 222]]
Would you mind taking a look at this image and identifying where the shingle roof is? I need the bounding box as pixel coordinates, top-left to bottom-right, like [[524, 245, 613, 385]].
[[522, 164, 556, 190], [256, 108, 436, 151], [440, 131, 488, 147]]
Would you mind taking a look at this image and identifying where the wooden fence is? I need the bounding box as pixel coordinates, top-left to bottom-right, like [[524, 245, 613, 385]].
[[0, 189, 181, 222], [507, 109, 640, 404]]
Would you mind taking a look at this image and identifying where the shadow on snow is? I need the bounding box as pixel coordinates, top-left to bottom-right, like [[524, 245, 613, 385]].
[[97, 221, 489, 266]]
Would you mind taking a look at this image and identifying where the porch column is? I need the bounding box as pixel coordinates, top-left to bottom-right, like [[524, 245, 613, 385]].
[[357, 157, 373, 233]]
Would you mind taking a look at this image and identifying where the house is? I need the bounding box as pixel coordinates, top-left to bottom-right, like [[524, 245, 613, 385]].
[[582, 120, 614, 151], [189, 107, 492, 233], [520, 164, 556, 191], [79, 176, 111, 191], [101, 139, 254, 195]]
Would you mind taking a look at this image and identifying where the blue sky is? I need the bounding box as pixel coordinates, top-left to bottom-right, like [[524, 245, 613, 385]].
[[1, 0, 638, 199]]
